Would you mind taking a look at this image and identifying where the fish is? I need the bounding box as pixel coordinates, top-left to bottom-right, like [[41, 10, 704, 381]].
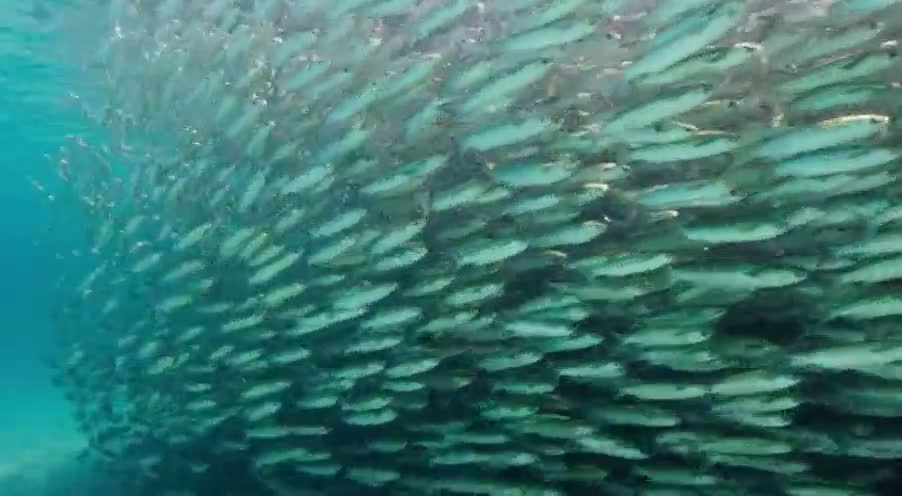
[[38, 0, 902, 494]]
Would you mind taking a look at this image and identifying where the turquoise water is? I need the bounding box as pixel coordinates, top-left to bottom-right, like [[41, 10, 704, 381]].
[[0, 5, 88, 492], [0, 130, 86, 491], [9, 1, 902, 495]]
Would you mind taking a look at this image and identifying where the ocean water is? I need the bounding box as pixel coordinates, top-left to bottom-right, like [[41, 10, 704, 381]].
[[9, 1, 902, 495], [0, 4, 100, 493]]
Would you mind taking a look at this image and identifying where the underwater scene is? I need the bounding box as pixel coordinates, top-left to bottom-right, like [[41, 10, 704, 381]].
[[9, 0, 902, 494]]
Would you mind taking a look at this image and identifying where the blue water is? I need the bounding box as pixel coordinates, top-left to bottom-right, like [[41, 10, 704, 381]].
[[0, 6, 91, 492], [0, 143, 83, 491], [8, 2, 902, 495]]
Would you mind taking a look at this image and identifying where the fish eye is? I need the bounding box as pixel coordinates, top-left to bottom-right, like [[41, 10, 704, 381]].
[[890, 49, 899, 58], [541, 58, 551, 64], [605, 32, 615, 40], [727, 100, 738, 108]]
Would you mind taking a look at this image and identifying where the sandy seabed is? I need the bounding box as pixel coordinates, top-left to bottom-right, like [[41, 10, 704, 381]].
[[0, 436, 117, 496]]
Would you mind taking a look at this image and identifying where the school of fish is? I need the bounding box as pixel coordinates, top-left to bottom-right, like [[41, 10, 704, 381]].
[[42, 0, 902, 494]]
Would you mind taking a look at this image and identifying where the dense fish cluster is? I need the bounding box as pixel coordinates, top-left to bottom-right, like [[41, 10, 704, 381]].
[[44, 0, 902, 494]]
